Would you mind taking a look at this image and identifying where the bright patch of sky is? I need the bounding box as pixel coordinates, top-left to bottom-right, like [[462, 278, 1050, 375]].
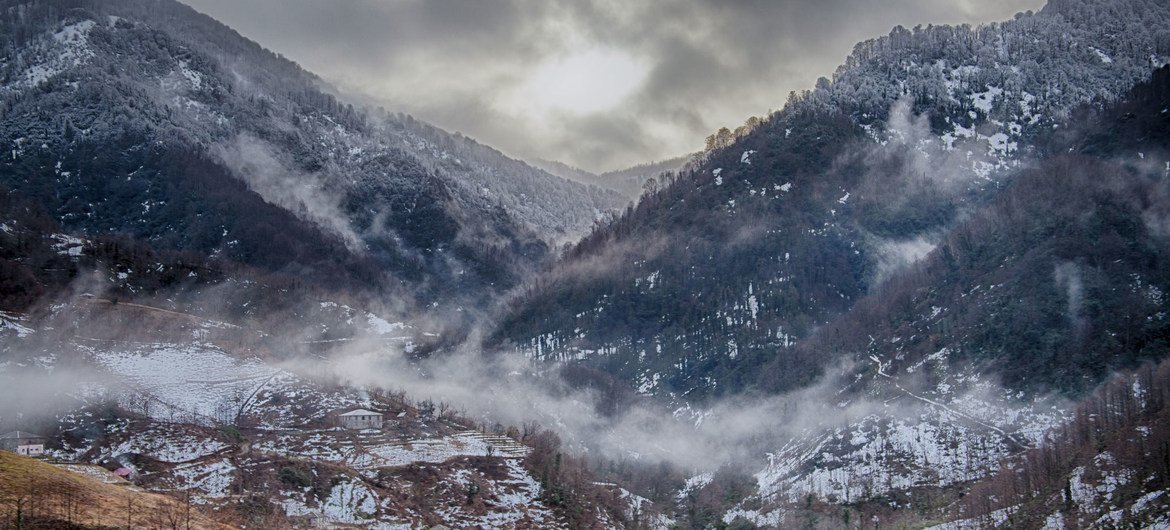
[[517, 49, 648, 115]]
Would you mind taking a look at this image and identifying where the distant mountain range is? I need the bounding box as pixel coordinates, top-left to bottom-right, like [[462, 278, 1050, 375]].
[[530, 156, 692, 199]]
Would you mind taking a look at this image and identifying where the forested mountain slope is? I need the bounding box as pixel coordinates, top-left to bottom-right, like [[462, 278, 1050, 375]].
[[492, 0, 1170, 401], [703, 67, 1170, 526], [805, 64, 1170, 396], [939, 358, 1170, 529], [0, 0, 622, 307]]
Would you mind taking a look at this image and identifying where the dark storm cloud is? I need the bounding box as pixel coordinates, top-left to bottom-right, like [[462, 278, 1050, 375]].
[[183, 0, 1043, 172]]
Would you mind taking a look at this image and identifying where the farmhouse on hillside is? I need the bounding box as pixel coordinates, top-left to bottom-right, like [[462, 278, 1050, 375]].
[[0, 431, 47, 456], [339, 409, 383, 430]]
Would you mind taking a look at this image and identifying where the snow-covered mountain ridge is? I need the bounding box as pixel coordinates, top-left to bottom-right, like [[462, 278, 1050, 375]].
[[0, 0, 624, 306]]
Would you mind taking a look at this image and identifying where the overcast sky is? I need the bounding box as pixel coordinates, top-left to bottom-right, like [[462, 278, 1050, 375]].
[[183, 0, 1045, 173]]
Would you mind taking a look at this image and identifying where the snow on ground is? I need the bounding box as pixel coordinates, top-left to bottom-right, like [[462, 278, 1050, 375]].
[[108, 423, 228, 463], [363, 314, 407, 336], [677, 473, 714, 501], [750, 359, 1065, 507], [54, 464, 131, 485], [91, 343, 277, 424], [280, 476, 410, 528], [0, 312, 35, 338], [320, 477, 379, 524], [754, 410, 1016, 504], [723, 506, 784, 528], [10, 315, 551, 528], [254, 429, 528, 471], [176, 60, 203, 90], [435, 459, 560, 528], [72, 337, 371, 430], [14, 20, 98, 89], [275, 456, 557, 528], [925, 507, 1014, 529], [317, 301, 418, 350], [618, 487, 673, 528], [1093, 47, 1114, 64], [171, 458, 235, 501], [245, 373, 369, 430], [1062, 452, 1147, 526], [987, 132, 1017, 156], [52, 234, 84, 256], [970, 86, 1002, 114], [360, 431, 519, 467], [254, 431, 345, 462]]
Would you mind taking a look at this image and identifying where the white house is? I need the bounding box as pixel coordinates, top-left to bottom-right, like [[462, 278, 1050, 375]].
[[338, 409, 383, 430], [0, 431, 47, 456]]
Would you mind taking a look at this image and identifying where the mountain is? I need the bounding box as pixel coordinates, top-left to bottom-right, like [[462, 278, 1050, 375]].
[[5, 0, 1170, 528], [598, 156, 692, 198], [378, 118, 626, 245], [707, 65, 1170, 527], [0, 0, 623, 309], [492, 0, 1170, 402], [485, 1, 1170, 524], [531, 156, 691, 199], [0, 2, 642, 527], [528, 158, 610, 188]]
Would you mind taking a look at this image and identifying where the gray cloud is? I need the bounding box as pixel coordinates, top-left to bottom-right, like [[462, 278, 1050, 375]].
[[182, 0, 1044, 172]]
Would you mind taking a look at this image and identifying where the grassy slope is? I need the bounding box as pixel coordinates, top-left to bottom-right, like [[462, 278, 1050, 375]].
[[0, 451, 235, 529]]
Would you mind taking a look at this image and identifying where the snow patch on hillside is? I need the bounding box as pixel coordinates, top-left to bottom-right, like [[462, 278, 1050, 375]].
[[90, 344, 278, 424], [254, 429, 527, 471], [14, 20, 97, 89], [321, 478, 378, 524], [109, 424, 227, 463], [0, 312, 35, 338], [172, 458, 235, 501]]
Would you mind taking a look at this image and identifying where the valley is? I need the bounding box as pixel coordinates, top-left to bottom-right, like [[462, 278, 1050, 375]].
[[2, 0, 1170, 528]]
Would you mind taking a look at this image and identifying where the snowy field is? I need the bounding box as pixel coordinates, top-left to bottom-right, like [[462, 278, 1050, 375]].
[[91, 343, 278, 424], [254, 429, 529, 471]]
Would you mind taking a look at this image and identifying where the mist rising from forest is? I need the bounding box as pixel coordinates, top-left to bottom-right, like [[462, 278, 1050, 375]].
[[1, 90, 1119, 477], [0, 265, 1055, 477]]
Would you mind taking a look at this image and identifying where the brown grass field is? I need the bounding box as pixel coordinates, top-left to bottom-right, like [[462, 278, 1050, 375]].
[[0, 451, 236, 529]]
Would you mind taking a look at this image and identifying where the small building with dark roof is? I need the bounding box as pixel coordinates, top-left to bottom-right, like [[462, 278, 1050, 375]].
[[0, 431, 47, 456]]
